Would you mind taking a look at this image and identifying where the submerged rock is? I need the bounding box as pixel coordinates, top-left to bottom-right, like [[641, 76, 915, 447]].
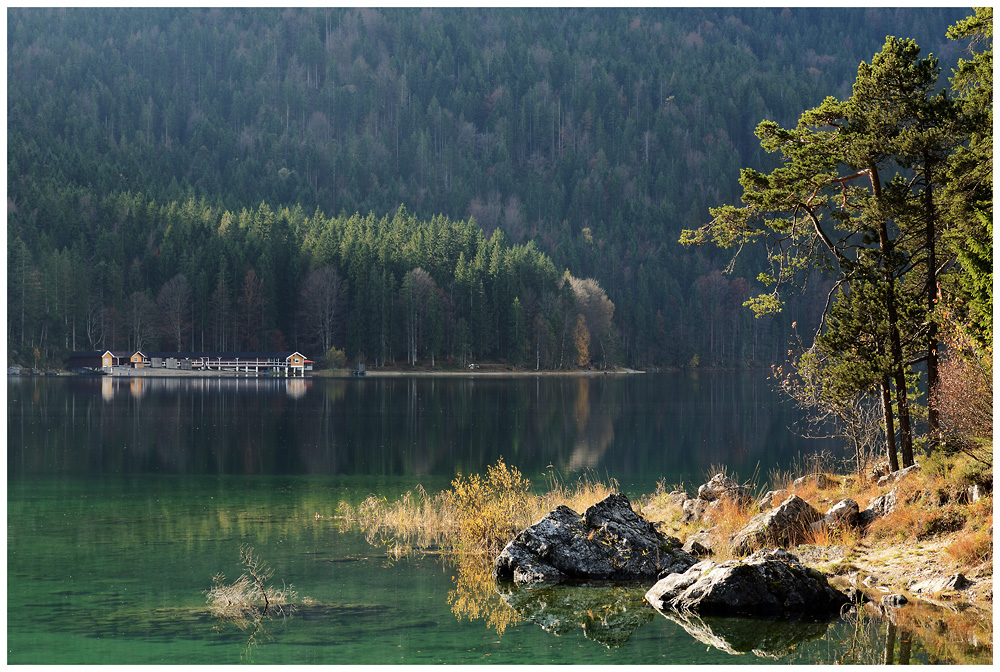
[[730, 494, 821, 556], [644, 548, 849, 619], [493, 493, 698, 584]]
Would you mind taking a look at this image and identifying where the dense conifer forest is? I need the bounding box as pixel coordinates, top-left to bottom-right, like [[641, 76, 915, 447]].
[[7, 7, 974, 369]]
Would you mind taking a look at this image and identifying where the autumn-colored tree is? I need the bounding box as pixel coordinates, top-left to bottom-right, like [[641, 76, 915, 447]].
[[573, 313, 590, 367]]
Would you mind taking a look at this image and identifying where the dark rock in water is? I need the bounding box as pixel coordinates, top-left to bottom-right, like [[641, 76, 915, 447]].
[[494, 493, 698, 584], [844, 587, 868, 605], [910, 573, 972, 594], [645, 548, 849, 619], [496, 582, 654, 648], [730, 495, 821, 556], [657, 610, 832, 658], [881, 593, 909, 608]]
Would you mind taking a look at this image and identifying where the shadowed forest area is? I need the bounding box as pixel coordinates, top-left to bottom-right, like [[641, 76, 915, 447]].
[[7, 7, 980, 372]]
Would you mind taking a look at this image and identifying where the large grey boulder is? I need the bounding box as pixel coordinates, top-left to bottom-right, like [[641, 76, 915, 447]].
[[645, 548, 849, 619], [730, 494, 821, 556], [493, 493, 698, 584]]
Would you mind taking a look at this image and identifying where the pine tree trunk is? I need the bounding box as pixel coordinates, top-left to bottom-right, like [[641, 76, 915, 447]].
[[881, 376, 899, 472]]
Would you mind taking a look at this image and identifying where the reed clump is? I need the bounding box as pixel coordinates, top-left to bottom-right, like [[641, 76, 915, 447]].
[[338, 458, 617, 557], [205, 545, 298, 627]]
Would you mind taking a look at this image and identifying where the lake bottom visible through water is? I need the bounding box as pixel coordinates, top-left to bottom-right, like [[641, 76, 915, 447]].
[[6, 374, 991, 664]]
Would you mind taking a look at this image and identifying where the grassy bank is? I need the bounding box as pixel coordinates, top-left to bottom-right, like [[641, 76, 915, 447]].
[[338, 452, 992, 604]]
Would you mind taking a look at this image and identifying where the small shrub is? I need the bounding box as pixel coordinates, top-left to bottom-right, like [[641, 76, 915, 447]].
[[451, 458, 532, 555]]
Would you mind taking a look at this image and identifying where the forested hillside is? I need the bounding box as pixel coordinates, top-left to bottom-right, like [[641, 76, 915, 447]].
[[7, 7, 970, 368]]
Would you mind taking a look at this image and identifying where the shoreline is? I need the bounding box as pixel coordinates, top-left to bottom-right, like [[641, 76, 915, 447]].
[[27, 366, 649, 379]]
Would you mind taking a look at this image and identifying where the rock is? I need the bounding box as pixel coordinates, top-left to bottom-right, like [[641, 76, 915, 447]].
[[697, 473, 750, 506], [680, 497, 720, 524], [7, 365, 23, 375], [881, 593, 908, 608], [754, 489, 788, 512], [823, 499, 859, 529], [730, 495, 822, 556], [877, 463, 921, 488], [856, 508, 880, 529], [869, 460, 892, 481], [665, 490, 688, 508], [656, 609, 831, 658], [793, 473, 836, 490], [496, 582, 654, 648], [645, 548, 849, 619], [493, 493, 698, 584], [910, 573, 973, 594], [681, 529, 717, 557], [844, 587, 868, 605], [866, 486, 899, 517]]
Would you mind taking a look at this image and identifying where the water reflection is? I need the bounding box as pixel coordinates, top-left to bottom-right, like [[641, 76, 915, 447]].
[[656, 609, 831, 658], [496, 581, 654, 648], [9, 373, 841, 485]]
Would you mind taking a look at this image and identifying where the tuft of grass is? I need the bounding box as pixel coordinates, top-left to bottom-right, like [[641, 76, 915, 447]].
[[206, 545, 298, 627]]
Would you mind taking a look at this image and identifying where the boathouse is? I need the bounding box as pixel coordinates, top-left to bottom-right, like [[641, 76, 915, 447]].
[[67, 351, 313, 375]]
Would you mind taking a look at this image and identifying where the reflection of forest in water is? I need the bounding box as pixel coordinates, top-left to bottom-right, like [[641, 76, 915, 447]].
[[8, 373, 839, 483]]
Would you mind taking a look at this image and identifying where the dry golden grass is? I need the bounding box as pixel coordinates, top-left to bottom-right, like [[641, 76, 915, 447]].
[[338, 459, 617, 557]]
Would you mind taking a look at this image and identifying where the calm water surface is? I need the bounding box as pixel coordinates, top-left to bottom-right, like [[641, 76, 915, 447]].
[[6, 373, 983, 664]]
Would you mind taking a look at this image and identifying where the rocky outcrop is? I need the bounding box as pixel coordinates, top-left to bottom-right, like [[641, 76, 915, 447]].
[[645, 548, 849, 619], [730, 494, 821, 556], [493, 493, 698, 584]]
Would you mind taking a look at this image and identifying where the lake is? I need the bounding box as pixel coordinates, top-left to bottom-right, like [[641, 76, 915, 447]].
[[5, 372, 982, 664]]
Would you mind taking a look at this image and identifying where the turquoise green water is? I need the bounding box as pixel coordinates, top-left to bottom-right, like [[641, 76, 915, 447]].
[[7, 375, 989, 664]]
